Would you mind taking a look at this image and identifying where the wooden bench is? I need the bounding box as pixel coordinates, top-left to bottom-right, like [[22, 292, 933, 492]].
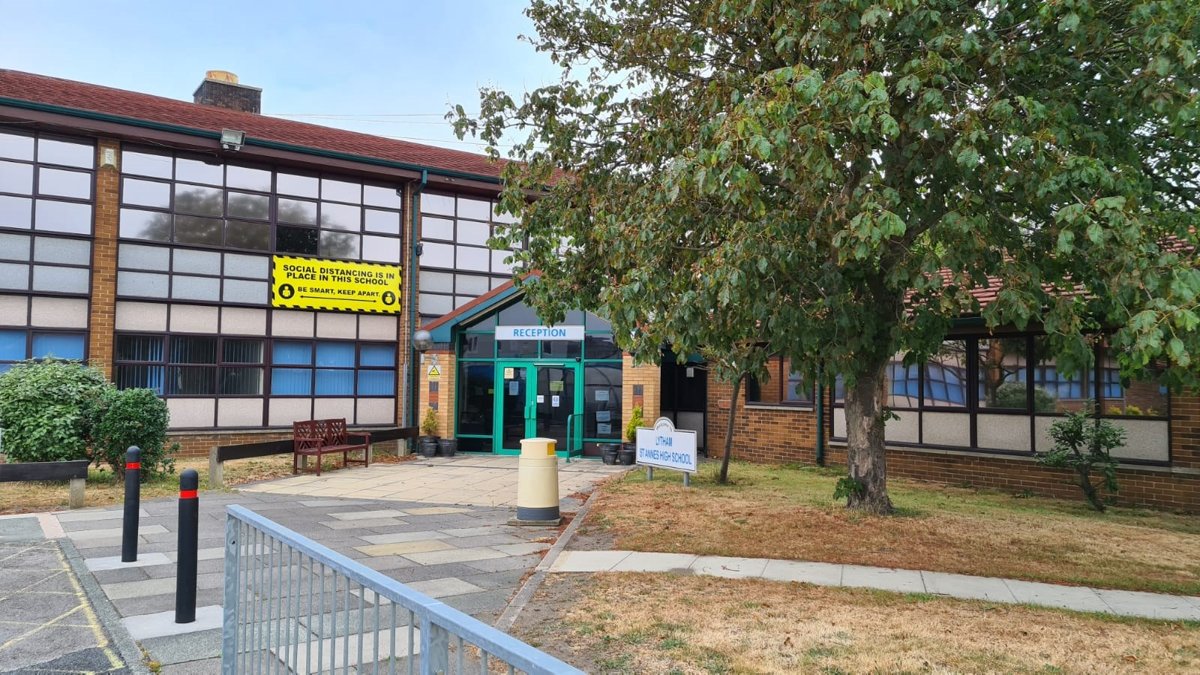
[[293, 419, 371, 476], [0, 460, 90, 508]]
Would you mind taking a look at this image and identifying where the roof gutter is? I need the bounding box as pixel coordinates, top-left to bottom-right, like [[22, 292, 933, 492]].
[[0, 97, 504, 185]]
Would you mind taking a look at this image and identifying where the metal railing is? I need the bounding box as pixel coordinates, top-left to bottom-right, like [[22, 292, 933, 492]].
[[223, 505, 583, 675]]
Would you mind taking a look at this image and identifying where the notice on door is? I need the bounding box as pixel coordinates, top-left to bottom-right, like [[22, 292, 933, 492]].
[[271, 255, 402, 314]]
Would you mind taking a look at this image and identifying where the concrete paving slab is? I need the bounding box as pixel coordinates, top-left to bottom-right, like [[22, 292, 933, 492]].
[[67, 524, 168, 542], [492, 542, 551, 557], [922, 571, 1017, 603], [1003, 579, 1113, 614], [57, 508, 149, 523], [270, 627, 420, 674], [464, 554, 542, 574], [611, 552, 698, 573], [841, 565, 926, 594], [407, 577, 486, 599], [104, 572, 224, 600], [85, 552, 172, 571], [354, 539, 454, 557], [690, 555, 770, 579], [0, 517, 44, 542], [139, 627, 222, 664], [404, 507, 472, 515], [121, 603, 225, 640], [403, 547, 509, 565], [360, 530, 450, 545], [761, 559, 843, 586], [319, 517, 408, 530], [327, 509, 409, 520], [161, 656, 222, 674], [550, 550, 632, 572], [1094, 588, 1200, 621]]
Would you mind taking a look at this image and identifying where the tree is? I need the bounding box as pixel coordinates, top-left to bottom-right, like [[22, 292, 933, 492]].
[[1038, 406, 1125, 512], [454, 0, 1200, 514]]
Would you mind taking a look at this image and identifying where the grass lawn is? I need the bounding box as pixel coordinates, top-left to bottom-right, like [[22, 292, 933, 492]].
[[580, 461, 1200, 595], [0, 451, 412, 515], [517, 573, 1200, 674]]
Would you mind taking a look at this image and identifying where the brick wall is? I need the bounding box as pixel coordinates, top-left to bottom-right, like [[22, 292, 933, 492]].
[[708, 376, 1200, 512], [622, 353, 660, 433], [87, 138, 120, 377], [416, 349, 456, 437]]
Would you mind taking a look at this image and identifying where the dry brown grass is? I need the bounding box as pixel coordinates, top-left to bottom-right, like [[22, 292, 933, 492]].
[[584, 462, 1200, 595], [0, 451, 413, 514], [517, 573, 1200, 674]]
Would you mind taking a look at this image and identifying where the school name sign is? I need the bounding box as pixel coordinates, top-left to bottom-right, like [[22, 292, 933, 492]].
[[271, 256, 403, 314], [635, 417, 698, 473]]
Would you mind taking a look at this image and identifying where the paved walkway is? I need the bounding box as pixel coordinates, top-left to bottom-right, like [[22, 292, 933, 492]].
[[551, 550, 1200, 621], [242, 455, 625, 507]]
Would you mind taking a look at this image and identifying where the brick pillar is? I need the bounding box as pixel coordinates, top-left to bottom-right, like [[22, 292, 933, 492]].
[[88, 139, 120, 377], [416, 349, 455, 437], [622, 353, 661, 434]]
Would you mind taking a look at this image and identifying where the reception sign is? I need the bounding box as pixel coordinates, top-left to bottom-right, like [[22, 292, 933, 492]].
[[271, 256, 402, 314]]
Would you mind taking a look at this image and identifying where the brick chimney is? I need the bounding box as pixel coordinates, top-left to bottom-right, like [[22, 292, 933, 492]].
[[193, 70, 261, 114]]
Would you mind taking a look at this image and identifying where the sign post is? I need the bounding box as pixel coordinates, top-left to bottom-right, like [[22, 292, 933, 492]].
[[635, 417, 698, 486]]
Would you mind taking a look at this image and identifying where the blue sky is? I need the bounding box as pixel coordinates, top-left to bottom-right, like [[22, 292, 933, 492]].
[[0, 1, 560, 153]]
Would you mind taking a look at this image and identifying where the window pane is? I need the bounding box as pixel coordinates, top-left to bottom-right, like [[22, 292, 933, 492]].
[[226, 192, 270, 220], [32, 265, 89, 293], [584, 334, 620, 360], [357, 370, 395, 396], [117, 271, 169, 297], [498, 301, 539, 325], [276, 225, 318, 255], [223, 339, 264, 363], [457, 246, 490, 271], [221, 366, 263, 395], [170, 336, 217, 364], [421, 193, 455, 216], [584, 363, 622, 438], [116, 334, 163, 361], [319, 231, 359, 259], [362, 235, 401, 263], [0, 262, 28, 289], [277, 173, 318, 198], [175, 157, 222, 185], [786, 366, 815, 405], [38, 138, 93, 168], [32, 333, 85, 360], [419, 292, 454, 316], [32, 237, 88, 266], [271, 368, 311, 395], [458, 197, 492, 221], [360, 344, 395, 367], [0, 131, 35, 161], [315, 369, 354, 395], [457, 220, 490, 245], [171, 275, 220, 301], [223, 279, 268, 304], [0, 160, 34, 194], [320, 202, 361, 231], [316, 342, 354, 367], [225, 220, 271, 250], [924, 341, 968, 407], [167, 366, 216, 395], [278, 198, 317, 225], [460, 333, 495, 358], [122, 178, 170, 208], [121, 149, 172, 178], [175, 184, 223, 216], [273, 341, 312, 366], [176, 214, 225, 249], [224, 253, 269, 279], [1101, 348, 1168, 417], [364, 209, 401, 234], [457, 363, 494, 434], [0, 330, 27, 360], [0, 232, 30, 261], [1033, 336, 1088, 413], [119, 208, 172, 241], [421, 241, 454, 267], [497, 340, 538, 358], [542, 339, 581, 359], [173, 248, 221, 275], [321, 178, 361, 204], [421, 217, 454, 240], [363, 185, 401, 209], [115, 365, 164, 393], [38, 168, 91, 199], [978, 337, 1029, 410], [225, 165, 272, 192], [0, 195, 32, 229], [35, 200, 91, 234], [886, 353, 919, 408]]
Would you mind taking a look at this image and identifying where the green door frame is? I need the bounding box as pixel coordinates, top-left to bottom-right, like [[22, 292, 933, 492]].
[[493, 359, 584, 457]]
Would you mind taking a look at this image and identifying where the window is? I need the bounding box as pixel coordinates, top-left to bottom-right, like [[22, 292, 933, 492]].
[[269, 339, 395, 397], [0, 329, 86, 372], [419, 192, 518, 321], [0, 130, 94, 236], [747, 358, 815, 406], [115, 334, 264, 396], [924, 341, 968, 407]]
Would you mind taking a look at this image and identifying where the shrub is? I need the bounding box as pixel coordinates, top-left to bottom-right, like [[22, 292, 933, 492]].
[[0, 359, 108, 462], [420, 408, 440, 437], [91, 387, 177, 478], [993, 382, 1056, 412], [1037, 405, 1126, 512], [624, 406, 644, 443]]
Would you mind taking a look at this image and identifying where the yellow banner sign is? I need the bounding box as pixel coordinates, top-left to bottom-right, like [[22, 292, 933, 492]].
[[271, 256, 403, 314]]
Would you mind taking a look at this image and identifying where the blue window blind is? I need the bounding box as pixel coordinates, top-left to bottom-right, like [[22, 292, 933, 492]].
[[273, 341, 311, 365], [32, 333, 85, 360], [315, 368, 354, 395], [271, 367, 311, 395], [360, 344, 395, 367], [357, 370, 395, 395], [316, 342, 355, 367], [0, 330, 26, 361]]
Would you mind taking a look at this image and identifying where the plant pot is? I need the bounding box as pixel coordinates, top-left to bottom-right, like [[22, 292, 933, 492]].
[[437, 438, 457, 457], [618, 443, 637, 466], [600, 443, 620, 465], [418, 436, 439, 458]]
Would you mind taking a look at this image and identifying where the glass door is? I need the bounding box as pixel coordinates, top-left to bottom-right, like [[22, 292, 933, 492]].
[[535, 364, 577, 455], [496, 364, 532, 454], [494, 361, 582, 455]]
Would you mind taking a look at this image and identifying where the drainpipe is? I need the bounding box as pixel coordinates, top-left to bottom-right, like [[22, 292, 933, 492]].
[[815, 363, 826, 466], [407, 169, 428, 434]]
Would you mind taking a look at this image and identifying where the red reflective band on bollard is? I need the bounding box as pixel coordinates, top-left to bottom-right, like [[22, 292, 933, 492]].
[[126, 462, 141, 470], [179, 489, 198, 499]]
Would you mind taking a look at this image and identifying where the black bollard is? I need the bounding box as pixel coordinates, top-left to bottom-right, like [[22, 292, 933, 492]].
[[175, 469, 199, 624], [121, 446, 141, 563]]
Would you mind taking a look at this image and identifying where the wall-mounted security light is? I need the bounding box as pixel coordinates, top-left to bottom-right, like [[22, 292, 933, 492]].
[[220, 128, 246, 151]]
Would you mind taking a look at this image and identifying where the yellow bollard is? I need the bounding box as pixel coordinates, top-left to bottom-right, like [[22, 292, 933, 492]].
[[512, 437, 561, 525]]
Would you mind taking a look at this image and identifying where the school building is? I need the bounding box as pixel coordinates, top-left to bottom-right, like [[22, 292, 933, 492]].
[[0, 69, 1195, 510]]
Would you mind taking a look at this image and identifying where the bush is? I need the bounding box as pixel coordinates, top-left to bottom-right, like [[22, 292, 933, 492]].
[[91, 387, 177, 478], [421, 408, 440, 437], [0, 359, 108, 462], [1037, 405, 1126, 512], [993, 382, 1056, 412], [624, 406, 644, 443]]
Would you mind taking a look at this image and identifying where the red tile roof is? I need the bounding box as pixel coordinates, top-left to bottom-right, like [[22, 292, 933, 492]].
[[0, 69, 507, 179]]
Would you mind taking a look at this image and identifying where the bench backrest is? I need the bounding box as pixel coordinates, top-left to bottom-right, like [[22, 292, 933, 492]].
[[293, 418, 349, 449], [324, 418, 349, 445]]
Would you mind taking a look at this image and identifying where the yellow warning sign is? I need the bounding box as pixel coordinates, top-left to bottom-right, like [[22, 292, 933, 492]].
[[271, 256, 402, 314], [427, 364, 441, 381]]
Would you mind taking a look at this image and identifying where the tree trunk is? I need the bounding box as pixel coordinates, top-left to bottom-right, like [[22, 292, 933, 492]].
[[843, 357, 894, 515], [1076, 466, 1106, 512], [719, 372, 746, 485]]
